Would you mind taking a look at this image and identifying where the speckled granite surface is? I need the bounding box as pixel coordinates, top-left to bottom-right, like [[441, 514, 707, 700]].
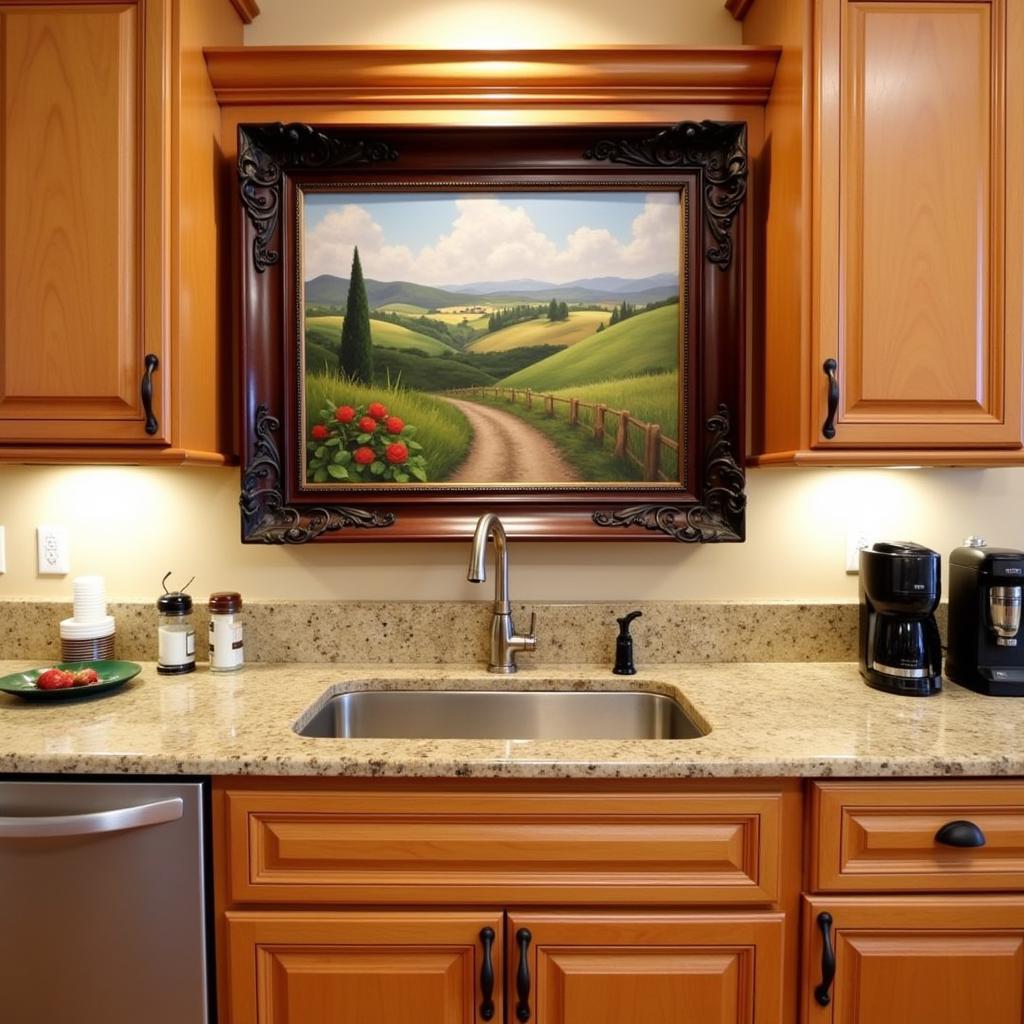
[[0, 600, 871, 664], [0, 659, 1018, 779]]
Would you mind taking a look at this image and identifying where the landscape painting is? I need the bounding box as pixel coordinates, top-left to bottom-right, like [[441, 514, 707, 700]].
[[300, 190, 684, 488]]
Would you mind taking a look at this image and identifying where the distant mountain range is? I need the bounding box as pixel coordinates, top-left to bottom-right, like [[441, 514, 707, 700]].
[[304, 272, 679, 310]]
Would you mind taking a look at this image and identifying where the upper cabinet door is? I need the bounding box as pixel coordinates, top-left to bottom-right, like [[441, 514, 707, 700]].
[[0, 1, 168, 444], [813, 0, 1022, 448], [508, 911, 785, 1024]]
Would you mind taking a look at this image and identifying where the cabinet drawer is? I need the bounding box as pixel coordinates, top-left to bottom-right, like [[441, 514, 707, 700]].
[[220, 782, 789, 906], [811, 781, 1024, 892]]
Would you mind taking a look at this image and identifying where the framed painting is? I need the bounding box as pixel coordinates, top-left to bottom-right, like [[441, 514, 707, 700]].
[[237, 121, 748, 542]]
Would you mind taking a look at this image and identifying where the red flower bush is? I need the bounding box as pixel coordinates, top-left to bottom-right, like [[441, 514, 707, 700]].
[[385, 442, 409, 465], [307, 397, 427, 484]]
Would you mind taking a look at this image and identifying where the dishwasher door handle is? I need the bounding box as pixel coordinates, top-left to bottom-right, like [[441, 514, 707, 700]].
[[0, 797, 183, 839]]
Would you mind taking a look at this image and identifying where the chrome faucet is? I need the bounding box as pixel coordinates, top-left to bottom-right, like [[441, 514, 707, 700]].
[[467, 513, 537, 673]]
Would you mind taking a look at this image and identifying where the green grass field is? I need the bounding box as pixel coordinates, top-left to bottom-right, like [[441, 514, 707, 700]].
[[377, 302, 430, 315], [497, 305, 678, 389], [305, 316, 455, 357], [373, 350, 498, 391], [305, 372, 472, 483], [467, 310, 608, 353]]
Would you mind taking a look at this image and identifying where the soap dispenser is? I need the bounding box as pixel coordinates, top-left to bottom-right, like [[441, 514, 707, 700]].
[[613, 610, 643, 675]]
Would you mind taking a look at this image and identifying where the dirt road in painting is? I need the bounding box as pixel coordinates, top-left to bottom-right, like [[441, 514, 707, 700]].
[[442, 397, 580, 484]]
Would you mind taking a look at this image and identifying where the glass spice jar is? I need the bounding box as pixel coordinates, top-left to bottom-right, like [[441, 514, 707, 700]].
[[157, 574, 196, 675], [209, 592, 244, 673]]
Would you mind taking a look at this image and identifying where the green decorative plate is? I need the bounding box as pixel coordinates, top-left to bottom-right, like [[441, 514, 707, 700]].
[[0, 661, 142, 701]]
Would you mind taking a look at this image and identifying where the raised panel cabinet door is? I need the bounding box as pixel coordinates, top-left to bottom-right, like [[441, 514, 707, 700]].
[[0, 0, 168, 444], [225, 910, 503, 1024], [813, 0, 1022, 448], [508, 911, 785, 1024], [802, 896, 1024, 1024]]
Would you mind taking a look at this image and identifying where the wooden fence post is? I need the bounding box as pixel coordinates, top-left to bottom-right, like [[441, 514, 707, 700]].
[[614, 411, 630, 458], [526, 389, 533, 410], [569, 399, 578, 426], [510, 389, 516, 404], [643, 424, 662, 480], [594, 404, 606, 443], [546, 396, 554, 417]]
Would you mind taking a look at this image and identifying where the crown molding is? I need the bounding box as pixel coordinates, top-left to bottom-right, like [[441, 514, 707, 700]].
[[204, 45, 780, 106], [725, 0, 756, 22], [228, 0, 260, 24]]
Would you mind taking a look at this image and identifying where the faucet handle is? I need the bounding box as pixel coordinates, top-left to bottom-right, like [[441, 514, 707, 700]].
[[528, 612, 537, 637]]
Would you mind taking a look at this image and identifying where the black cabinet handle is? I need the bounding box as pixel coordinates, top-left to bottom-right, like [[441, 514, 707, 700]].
[[479, 927, 495, 1020], [515, 928, 532, 1022], [814, 912, 836, 1007], [822, 358, 839, 439], [935, 820, 987, 848], [141, 353, 159, 435]]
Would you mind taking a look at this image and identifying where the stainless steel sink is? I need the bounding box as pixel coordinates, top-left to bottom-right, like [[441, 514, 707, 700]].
[[296, 689, 706, 740]]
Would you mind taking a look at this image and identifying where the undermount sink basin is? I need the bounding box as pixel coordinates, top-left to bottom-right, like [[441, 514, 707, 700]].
[[296, 689, 706, 741]]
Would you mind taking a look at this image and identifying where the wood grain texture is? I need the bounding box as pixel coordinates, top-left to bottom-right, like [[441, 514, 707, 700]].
[[812, 0, 1021, 449], [510, 910, 785, 1024], [227, 0, 258, 24], [801, 895, 1024, 1024], [205, 46, 782, 105], [726, 0, 757, 22], [0, 3, 164, 443], [222, 784, 789, 905], [810, 780, 1024, 893], [226, 910, 501, 1024]]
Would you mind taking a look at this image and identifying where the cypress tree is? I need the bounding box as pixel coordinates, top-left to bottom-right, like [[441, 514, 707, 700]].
[[558, 300, 569, 321], [339, 246, 374, 384], [548, 298, 558, 321]]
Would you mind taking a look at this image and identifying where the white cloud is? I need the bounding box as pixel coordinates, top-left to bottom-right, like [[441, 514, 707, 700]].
[[303, 194, 679, 285]]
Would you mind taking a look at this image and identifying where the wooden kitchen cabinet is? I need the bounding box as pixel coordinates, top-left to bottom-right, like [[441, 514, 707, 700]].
[[509, 911, 785, 1024], [741, 0, 1024, 464], [225, 910, 503, 1024], [0, 0, 246, 463], [801, 896, 1024, 1024]]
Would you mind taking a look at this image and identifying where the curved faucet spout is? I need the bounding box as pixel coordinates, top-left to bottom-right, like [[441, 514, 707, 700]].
[[467, 512, 510, 612]]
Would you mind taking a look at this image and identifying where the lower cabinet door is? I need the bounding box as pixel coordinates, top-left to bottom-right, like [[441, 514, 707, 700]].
[[226, 910, 503, 1024], [507, 911, 785, 1024], [802, 896, 1024, 1024]]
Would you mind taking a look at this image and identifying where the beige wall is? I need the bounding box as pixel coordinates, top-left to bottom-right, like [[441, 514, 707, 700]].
[[1, 463, 1022, 602], [243, 0, 742, 47], [2, 0, 1021, 604]]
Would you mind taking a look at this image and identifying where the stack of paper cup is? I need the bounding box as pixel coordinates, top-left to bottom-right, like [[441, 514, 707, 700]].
[[60, 576, 116, 661]]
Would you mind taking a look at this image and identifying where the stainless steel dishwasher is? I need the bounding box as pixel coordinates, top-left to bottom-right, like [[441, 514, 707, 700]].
[[0, 779, 210, 1024]]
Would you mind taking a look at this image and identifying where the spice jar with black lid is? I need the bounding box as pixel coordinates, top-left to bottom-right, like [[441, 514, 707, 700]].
[[209, 592, 244, 673], [157, 574, 196, 675]]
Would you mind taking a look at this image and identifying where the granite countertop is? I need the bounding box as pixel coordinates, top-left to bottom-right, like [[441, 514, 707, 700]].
[[0, 660, 1021, 779]]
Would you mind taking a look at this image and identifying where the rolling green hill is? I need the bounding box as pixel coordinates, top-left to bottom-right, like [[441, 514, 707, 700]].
[[305, 316, 455, 357], [304, 274, 478, 310], [467, 311, 608, 353], [497, 304, 678, 390]]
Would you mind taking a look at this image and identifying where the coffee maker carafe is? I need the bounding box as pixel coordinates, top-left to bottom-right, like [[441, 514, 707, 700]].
[[859, 541, 942, 696], [946, 538, 1024, 696]]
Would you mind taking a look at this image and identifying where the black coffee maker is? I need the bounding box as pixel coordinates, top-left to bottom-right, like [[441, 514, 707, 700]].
[[946, 538, 1024, 696], [859, 541, 942, 696]]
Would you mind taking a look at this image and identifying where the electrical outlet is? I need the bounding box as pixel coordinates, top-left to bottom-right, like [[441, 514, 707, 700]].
[[0, 526, 5, 573], [36, 525, 69, 575], [846, 527, 871, 574]]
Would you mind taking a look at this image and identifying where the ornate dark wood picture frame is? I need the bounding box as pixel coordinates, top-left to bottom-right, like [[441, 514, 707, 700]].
[[237, 120, 747, 543]]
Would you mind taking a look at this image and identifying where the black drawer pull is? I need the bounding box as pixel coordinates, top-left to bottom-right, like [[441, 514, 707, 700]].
[[141, 353, 159, 435], [515, 928, 532, 1022], [822, 358, 839, 439], [814, 912, 836, 1007], [935, 820, 986, 848], [479, 927, 495, 1020]]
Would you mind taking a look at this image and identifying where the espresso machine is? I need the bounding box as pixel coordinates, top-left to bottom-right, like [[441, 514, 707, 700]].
[[946, 538, 1024, 695], [859, 542, 943, 696]]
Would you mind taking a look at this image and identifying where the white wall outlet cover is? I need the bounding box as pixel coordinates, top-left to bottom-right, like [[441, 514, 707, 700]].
[[0, 526, 5, 574], [36, 525, 70, 575], [846, 528, 871, 575]]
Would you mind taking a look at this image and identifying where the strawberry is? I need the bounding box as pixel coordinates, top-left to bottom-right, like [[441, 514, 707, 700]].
[[72, 669, 100, 686], [37, 669, 74, 690]]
